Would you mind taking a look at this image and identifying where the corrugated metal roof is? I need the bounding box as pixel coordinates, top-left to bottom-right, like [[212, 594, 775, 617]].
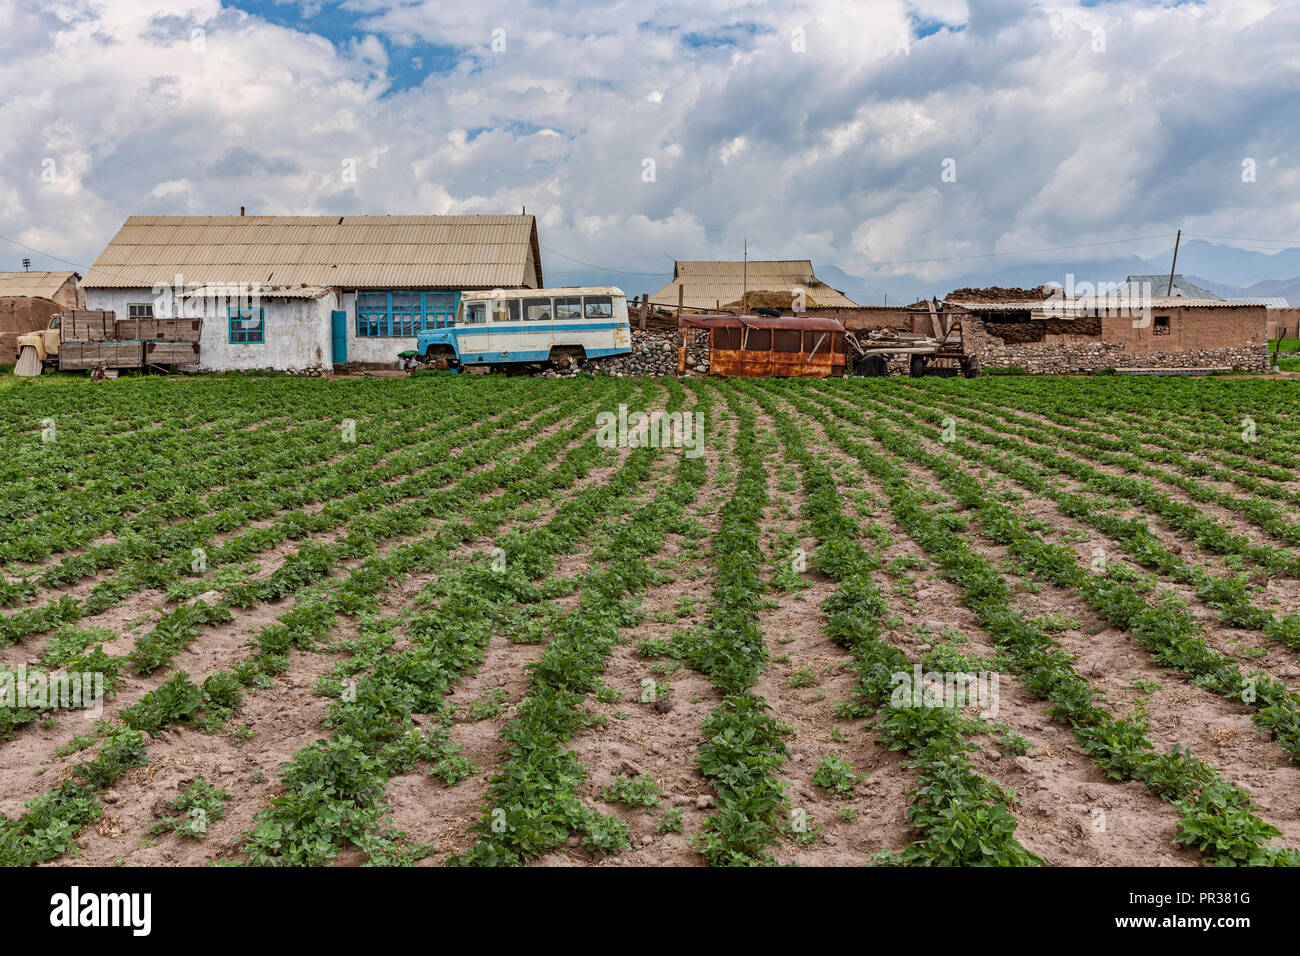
[[1230, 297, 1291, 308], [1122, 275, 1222, 299], [82, 215, 543, 289], [651, 259, 858, 309], [0, 271, 77, 299], [178, 284, 333, 300], [950, 297, 1265, 311]]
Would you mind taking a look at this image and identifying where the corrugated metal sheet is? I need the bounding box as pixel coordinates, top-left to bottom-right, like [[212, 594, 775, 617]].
[[650, 259, 858, 309], [82, 215, 540, 289], [178, 284, 333, 300], [0, 271, 77, 299], [951, 297, 1265, 310]]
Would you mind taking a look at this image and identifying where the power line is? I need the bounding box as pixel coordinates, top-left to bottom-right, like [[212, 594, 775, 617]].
[[828, 234, 1177, 269], [0, 233, 95, 272], [1182, 233, 1300, 246], [7, 228, 1298, 291], [538, 242, 666, 276], [546, 233, 1181, 276]]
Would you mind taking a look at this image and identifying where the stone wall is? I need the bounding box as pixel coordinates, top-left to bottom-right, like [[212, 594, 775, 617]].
[[538, 327, 709, 378]]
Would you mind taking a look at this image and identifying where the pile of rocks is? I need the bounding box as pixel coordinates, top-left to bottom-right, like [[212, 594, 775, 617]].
[[536, 328, 711, 378]]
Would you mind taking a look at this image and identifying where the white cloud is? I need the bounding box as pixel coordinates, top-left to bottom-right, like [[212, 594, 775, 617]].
[[0, 0, 1295, 295]]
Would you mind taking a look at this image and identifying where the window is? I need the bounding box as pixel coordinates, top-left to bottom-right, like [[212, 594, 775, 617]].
[[229, 307, 264, 344], [128, 303, 154, 318], [490, 300, 521, 322], [1154, 315, 1171, 335], [356, 291, 461, 336], [742, 328, 772, 351], [714, 327, 741, 350], [463, 301, 487, 324], [523, 298, 552, 321], [553, 296, 582, 320], [773, 329, 802, 352], [805, 331, 829, 355], [391, 292, 423, 336], [583, 296, 613, 319]]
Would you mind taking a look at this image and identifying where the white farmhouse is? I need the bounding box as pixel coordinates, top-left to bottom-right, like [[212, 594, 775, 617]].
[[80, 214, 543, 371]]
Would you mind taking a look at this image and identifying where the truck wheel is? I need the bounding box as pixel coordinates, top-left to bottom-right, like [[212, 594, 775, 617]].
[[909, 355, 926, 378]]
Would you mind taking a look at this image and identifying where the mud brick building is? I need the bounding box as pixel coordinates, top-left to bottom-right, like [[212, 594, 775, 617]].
[[949, 296, 1271, 373]]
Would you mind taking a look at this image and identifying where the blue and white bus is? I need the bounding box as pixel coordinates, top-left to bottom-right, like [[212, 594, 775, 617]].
[[415, 287, 633, 370]]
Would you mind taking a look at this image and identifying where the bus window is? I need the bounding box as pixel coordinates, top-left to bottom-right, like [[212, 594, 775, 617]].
[[583, 296, 613, 319], [491, 299, 521, 322], [743, 329, 772, 351], [463, 301, 487, 324], [524, 298, 551, 321], [773, 329, 801, 352], [554, 296, 582, 320]]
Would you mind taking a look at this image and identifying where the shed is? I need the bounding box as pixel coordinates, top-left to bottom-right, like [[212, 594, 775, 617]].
[[0, 271, 83, 362]]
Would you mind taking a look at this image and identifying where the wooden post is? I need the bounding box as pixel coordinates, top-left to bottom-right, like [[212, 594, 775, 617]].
[[677, 285, 686, 374], [639, 294, 647, 330], [1166, 229, 1181, 296]]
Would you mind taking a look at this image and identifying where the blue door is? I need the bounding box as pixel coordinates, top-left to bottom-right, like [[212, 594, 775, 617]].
[[331, 310, 347, 363]]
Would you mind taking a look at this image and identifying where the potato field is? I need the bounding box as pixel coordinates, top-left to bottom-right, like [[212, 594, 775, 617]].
[[2, 372, 1300, 867]]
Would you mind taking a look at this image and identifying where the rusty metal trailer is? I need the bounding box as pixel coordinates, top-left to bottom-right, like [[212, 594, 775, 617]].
[[677, 313, 849, 378]]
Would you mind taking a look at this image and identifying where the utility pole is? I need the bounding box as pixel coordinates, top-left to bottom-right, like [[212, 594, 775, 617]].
[[1166, 229, 1181, 297]]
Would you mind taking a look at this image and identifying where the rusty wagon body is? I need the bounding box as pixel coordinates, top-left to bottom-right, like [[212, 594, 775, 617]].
[[680, 314, 849, 378]]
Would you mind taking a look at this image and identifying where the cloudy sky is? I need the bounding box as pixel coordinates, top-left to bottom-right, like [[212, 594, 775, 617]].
[[1, 0, 1297, 300]]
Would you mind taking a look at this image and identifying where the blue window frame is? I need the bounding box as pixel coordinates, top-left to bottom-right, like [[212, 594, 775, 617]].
[[228, 307, 264, 344], [356, 291, 460, 336]]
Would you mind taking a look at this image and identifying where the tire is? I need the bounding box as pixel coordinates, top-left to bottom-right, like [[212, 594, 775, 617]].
[[964, 355, 981, 379], [855, 353, 889, 377], [909, 354, 926, 378]]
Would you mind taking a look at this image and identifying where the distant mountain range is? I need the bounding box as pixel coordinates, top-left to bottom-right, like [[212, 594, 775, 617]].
[[818, 240, 1300, 306], [543, 239, 1300, 307]]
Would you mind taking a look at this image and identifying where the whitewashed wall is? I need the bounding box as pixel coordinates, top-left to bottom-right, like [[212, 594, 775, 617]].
[[84, 287, 337, 371], [338, 291, 417, 364]]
